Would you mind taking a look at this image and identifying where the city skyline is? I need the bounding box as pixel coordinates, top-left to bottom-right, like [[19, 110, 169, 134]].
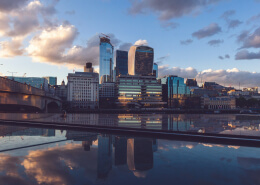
[[0, 0, 260, 88]]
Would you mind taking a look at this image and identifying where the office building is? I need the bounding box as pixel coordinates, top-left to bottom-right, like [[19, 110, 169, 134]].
[[99, 82, 115, 108], [84, 62, 94, 73], [99, 37, 114, 84], [116, 50, 128, 76], [54, 80, 67, 101], [201, 96, 236, 110], [67, 65, 99, 109], [243, 87, 258, 95], [128, 45, 154, 76], [43, 76, 57, 86], [116, 75, 165, 109], [161, 75, 190, 108], [186, 79, 197, 87], [6, 76, 48, 91], [153, 63, 158, 78]]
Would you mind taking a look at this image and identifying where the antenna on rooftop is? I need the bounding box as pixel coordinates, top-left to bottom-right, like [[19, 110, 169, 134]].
[[100, 33, 110, 38]]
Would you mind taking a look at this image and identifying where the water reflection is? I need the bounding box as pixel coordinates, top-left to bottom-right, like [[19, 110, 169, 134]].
[[1, 113, 260, 136], [0, 125, 260, 184]]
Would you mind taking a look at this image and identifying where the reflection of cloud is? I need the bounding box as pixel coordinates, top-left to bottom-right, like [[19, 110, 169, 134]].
[[133, 171, 147, 178], [227, 145, 240, 149]]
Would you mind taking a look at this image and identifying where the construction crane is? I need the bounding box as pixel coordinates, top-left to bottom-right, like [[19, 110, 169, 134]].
[[7, 71, 17, 78]]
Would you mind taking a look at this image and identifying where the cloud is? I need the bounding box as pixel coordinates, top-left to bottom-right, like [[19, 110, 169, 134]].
[[161, 21, 179, 29], [238, 27, 260, 49], [159, 66, 260, 87], [220, 10, 235, 20], [118, 42, 132, 51], [247, 13, 260, 24], [65, 10, 75, 15], [236, 30, 249, 43], [192, 23, 222, 39], [0, 0, 28, 12], [159, 65, 198, 79], [208, 39, 223, 46], [156, 54, 170, 64], [218, 54, 229, 60], [227, 19, 242, 29], [180, 39, 193, 45], [134, 39, 148, 46], [0, 38, 25, 57], [235, 50, 260, 60], [128, 0, 223, 20]]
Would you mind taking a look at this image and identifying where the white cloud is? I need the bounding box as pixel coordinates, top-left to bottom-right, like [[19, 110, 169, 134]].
[[134, 39, 148, 46], [0, 38, 25, 57]]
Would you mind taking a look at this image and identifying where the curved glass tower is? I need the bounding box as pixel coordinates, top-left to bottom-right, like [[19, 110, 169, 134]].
[[128, 45, 154, 76], [99, 37, 114, 84]]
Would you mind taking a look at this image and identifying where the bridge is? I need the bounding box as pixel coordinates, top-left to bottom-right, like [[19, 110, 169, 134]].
[[0, 77, 62, 113]]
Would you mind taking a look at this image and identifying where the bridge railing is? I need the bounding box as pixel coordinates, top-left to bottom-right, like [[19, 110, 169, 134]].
[[0, 77, 61, 100]]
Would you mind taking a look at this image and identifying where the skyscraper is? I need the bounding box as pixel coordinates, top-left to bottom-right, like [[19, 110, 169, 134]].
[[153, 63, 158, 78], [116, 50, 128, 76], [128, 45, 154, 76], [99, 37, 114, 84]]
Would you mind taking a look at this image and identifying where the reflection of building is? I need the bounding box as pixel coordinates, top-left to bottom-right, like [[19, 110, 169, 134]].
[[114, 136, 127, 166], [100, 37, 114, 84], [201, 96, 236, 109], [67, 66, 99, 109], [168, 114, 192, 131], [127, 138, 153, 171], [43, 76, 57, 86], [98, 135, 112, 179], [10, 128, 55, 137], [116, 50, 128, 76], [116, 75, 165, 109], [6, 76, 48, 91], [128, 45, 154, 76]]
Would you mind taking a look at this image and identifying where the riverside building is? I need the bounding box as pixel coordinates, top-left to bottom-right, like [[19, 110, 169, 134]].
[[67, 63, 99, 109], [99, 36, 114, 84], [116, 50, 128, 76]]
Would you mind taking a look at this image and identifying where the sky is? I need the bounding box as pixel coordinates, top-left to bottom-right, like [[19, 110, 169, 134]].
[[0, 0, 260, 88]]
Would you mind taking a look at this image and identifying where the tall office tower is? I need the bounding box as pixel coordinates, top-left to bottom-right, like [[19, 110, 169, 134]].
[[43, 76, 57, 86], [116, 50, 128, 76], [153, 63, 158, 78], [84, 62, 94, 73], [128, 45, 154, 76], [99, 37, 114, 84]]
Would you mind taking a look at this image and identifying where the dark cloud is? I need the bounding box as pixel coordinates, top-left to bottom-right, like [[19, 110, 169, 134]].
[[218, 54, 229, 60], [208, 39, 223, 46], [192, 23, 222, 39], [0, 0, 28, 12], [235, 50, 260, 60], [237, 30, 249, 43], [156, 54, 170, 64], [159, 66, 198, 78], [220, 10, 235, 20], [239, 27, 260, 49], [128, 0, 223, 20], [227, 19, 242, 29], [180, 39, 193, 45]]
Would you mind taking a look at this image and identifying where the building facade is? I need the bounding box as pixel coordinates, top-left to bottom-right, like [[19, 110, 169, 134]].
[[201, 96, 236, 109], [116, 75, 165, 109], [67, 72, 99, 109], [153, 63, 158, 78], [161, 76, 191, 108], [6, 76, 48, 91], [99, 37, 114, 84], [128, 45, 154, 76], [116, 50, 128, 76], [54, 80, 67, 101], [43, 76, 57, 86]]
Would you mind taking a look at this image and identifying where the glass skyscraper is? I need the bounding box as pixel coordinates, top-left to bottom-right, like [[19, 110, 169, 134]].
[[128, 45, 154, 76], [99, 37, 114, 84], [43, 76, 57, 86], [153, 63, 158, 78], [116, 50, 128, 76]]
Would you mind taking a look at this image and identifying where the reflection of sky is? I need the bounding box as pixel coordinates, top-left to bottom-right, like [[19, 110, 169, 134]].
[[0, 130, 260, 185]]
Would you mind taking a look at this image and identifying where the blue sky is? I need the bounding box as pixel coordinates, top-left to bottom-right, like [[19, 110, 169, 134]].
[[0, 0, 260, 87]]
